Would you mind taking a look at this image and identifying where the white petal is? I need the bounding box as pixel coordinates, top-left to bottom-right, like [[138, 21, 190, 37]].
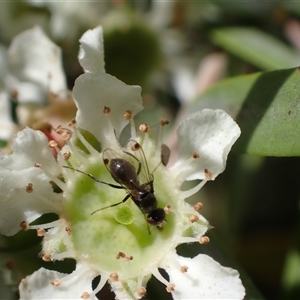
[[175, 109, 240, 180], [2, 127, 60, 174], [163, 253, 245, 299], [19, 267, 98, 300], [78, 26, 105, 74], [7, 26, 67, 104], [73, 73, 143, 149], [0, 128, 61, 235]]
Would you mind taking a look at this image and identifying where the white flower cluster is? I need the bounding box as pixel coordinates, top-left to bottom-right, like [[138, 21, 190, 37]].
[[0, 26, 245, 300]]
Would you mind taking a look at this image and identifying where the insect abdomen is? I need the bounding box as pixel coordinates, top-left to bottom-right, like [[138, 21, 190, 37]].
[[110, 158, 139, 189]]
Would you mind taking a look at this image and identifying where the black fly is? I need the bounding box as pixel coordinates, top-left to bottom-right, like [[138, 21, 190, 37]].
[[64, 140, 166, 232]]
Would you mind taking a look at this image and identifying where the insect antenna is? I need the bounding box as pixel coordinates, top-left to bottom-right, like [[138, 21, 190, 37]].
[[63, 166, 123, 189]]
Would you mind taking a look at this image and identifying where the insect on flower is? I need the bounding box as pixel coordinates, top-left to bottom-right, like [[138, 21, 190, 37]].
[[64, 140, 166, 233]]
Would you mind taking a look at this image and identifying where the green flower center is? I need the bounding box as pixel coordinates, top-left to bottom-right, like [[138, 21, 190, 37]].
[[65, 155, 180, 278]]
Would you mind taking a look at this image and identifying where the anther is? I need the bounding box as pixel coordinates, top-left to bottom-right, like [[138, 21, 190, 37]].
[[34, 162, 41, 168], [63, 151, 71, 160], [116, 252, 126, 259], [192, 152, 200, 159], [137, 287, 147, 297], [160, 118, 169, 126], [109, 273, 119, 281], [199, 236, 210, 244], [37, 228, 45, 237], [166, 283, 175, 293], [131, 142, 140, 151], [180, 266, 188, 273], [204, 168, 212, 179], [125, 255, 133, 261], [51, 279, 61, 286], [193, 202, 203, 211], [189, 215, 199, 223], [42, 253, 51, 262], [48, 140, 58, 148], [81, 292, 90, 299], [103, 106, 111, 115], [139, 123, 149, 133], [56, 128, 72, 141], [67, 119, 76, 128], [65, 227, 71, 235], [123, 110, 132, 120], [164, 205, 171, 214], [20, 221, 29, 231], [25, 183, 34, 193]]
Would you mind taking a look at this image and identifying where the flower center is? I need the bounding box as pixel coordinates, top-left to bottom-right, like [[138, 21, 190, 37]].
[[64, 150, 180, 279]]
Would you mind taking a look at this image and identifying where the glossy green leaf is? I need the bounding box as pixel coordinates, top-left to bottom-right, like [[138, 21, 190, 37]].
[[211, 28, 300, 70], [189, 67, 300, 156]]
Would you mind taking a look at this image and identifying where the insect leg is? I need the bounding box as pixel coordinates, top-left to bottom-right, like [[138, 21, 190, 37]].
[[63, 166, 123, 189], [91, 194, 131, 215]]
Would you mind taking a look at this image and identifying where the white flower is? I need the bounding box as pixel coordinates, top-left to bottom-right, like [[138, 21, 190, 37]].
[[0, 26, 245, 299], [0, 26, 75, 146], [6, 26, 67, 104]]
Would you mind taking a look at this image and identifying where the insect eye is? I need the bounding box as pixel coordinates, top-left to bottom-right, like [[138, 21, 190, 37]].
[[147, 208, 166, 225]]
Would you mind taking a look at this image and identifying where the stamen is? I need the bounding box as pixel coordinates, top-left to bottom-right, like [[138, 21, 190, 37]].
[[42, 253, 51, 262], [91, 274, 109, 297], [137, 287, 147, 297], [180, 266, 188, 273], [193, 202, 203, 211], [139, 123, 149, 133], [109, 273, 119, 281], [180, 179, 208, 199], [73, 127, 99, 157], [116, 251, 126, 259], [204, 168, 212, 179], [51, 279, 61, 286], [29, 220, 62, 230], [37, 228, 46, 237], [155, 118, 169, 158], [166, 283, 175, 293], [20, 221, 29, 231], [81, 292, 90, 299], [151, 268, 169, 287], [67, 119, 76, 128], [48, 140, 58, 148], [124, 110, 136, 139], [51, 250, 75, 261], [34, 163, 66, 191], [53, 145, 67, 166], [164, 205, 171, 214], [63, 151, 71, 160], [65, 140, 89, 165], [25, 183, 33, 193], [103, 106, 111, 115], [56, 127, 72, 141], [65, 227, 72, 235], [171, 152, 201, 183], [199, 236, 210, 244], [123, 110, 132, 120], [189, 215, 199, 223], [177, 237, 199, 244]]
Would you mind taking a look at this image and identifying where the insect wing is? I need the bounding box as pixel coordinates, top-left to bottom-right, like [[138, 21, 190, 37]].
[[102, 146, 140, 191], [124, 140, 153, 186]]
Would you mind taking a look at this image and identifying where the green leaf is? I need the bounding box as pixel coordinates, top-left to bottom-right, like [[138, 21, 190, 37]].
[[189, 67, 300, 156], [211, 27, 300, 70]]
